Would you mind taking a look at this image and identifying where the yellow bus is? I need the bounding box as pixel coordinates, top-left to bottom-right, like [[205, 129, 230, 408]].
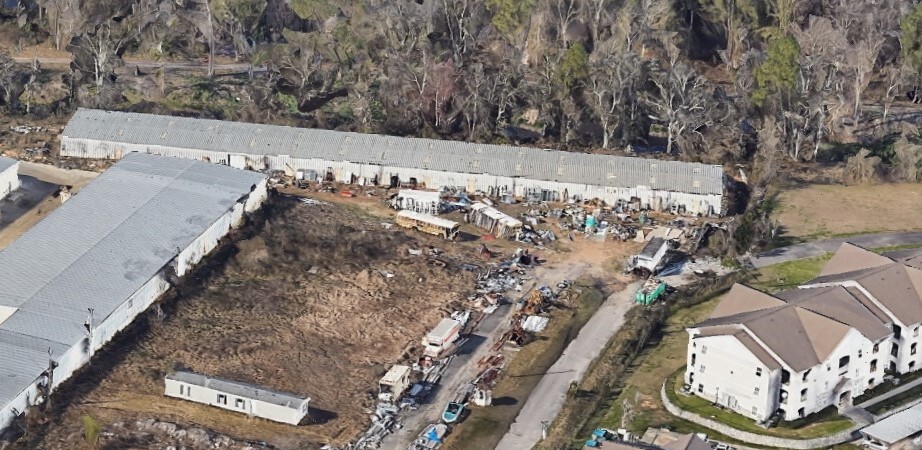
[[396, 210, 460, 240]]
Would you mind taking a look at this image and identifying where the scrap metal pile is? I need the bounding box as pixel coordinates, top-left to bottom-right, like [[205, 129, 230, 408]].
[[332, 246, 542, 450]]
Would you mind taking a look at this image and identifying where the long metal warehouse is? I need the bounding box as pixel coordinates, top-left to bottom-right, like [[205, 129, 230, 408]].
[[0, 153, 268, 432], [60, 109, 726, 215]]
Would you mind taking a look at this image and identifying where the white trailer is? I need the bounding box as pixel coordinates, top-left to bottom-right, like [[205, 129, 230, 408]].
[[379, 365, 412, 403], [423, 318, 462, 357]]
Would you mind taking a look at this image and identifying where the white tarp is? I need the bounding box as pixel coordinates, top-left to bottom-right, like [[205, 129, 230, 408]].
[[521, 316, 549, 333]]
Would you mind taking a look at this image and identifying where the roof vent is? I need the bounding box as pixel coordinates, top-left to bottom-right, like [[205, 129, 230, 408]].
[[693, 180, 701, 188], [160, 132, 167, 139]]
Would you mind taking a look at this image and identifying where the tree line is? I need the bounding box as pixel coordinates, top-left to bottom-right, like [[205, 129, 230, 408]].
[[2, 0, 922, 186]]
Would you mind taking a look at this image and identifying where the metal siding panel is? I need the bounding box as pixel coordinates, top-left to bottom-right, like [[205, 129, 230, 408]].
[[62, 109, 724, 195]]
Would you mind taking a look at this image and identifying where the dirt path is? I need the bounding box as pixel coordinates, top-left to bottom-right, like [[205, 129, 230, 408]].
[[495, 280, 641, 449], [18, 161, 99, 186]]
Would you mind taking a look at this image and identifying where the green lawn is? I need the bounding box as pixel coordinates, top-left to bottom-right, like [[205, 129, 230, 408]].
[[666, 370, 853, 439], [747, 253, 832, 293]]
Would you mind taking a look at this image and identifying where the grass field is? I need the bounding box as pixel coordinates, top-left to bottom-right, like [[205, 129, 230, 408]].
[[596, 255, 854, 441], [775, 183, 922, 239], [666, 371, 853, 438], [747, 254, 833, 293]]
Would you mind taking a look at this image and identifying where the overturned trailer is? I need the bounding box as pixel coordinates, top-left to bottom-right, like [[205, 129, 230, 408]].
[[469, 203, 523, 238]]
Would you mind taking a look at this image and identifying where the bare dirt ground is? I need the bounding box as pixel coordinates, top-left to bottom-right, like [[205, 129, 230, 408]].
[[18, 195, 486, 450], [775, 183, 922, 239], [0, 162, 98, 249]]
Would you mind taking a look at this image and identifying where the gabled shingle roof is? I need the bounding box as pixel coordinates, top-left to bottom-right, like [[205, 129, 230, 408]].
[[694, 282, 890, 371], [819, 242, 894, 277], [808, 263, 922, 326]]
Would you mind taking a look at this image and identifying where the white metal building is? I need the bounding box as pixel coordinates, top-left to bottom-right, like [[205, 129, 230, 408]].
[[59, 109, 726, 215], [165, 371, 310, 425], [0, 153, 267, 432], [0, 156, 21, 201], [861, 402, 922, 449]]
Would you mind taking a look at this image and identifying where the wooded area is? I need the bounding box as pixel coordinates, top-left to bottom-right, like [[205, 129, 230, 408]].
[[2, 0, 922, 206]]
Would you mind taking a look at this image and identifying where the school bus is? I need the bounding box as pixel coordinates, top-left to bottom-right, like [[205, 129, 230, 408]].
[[395, 210, 460, 240]]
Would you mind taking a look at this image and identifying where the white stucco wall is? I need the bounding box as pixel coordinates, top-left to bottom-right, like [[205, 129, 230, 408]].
[[687, 327, 888, 423], [685, 333, 780, 422]]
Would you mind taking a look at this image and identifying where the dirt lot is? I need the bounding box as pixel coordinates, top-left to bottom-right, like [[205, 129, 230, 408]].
[[775, 183, 922, 239], [19, 195, 486, 450]]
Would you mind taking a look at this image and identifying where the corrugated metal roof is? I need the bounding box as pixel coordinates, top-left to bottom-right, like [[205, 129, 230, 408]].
[[63, 109, 724, 195], [167, 371, 309, 408], [861, 402, 922, 443], [0, 153, 265, 409], [0, 157, 16, 174]]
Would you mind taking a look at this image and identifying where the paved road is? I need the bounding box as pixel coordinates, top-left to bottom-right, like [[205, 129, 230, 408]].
[[749, 231, 922, 268], [12, 55, 267, 73], [857, 376, 922, 410], [380, 303, 516, 449], [495, 280, 641, 450]]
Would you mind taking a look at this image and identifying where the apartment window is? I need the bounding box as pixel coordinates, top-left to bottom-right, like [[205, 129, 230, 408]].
[[179, 385, 184, 396], [754, 387, 760, 395], [781, 369, 791, 385], [691, 354, 696, 366], [698, 384, 704, 393], [892, 343, 900, 357], [874, 343, 880, 354], [756, 367, 762, 377], [915, 327, 920, 337], [752, 406, 758, 415], [911, 361, 917, 370], [895, 325, 903, 340], [800, 388, 808, 401], [702, 345, 708, 354], [869, 378, 875, 387], [802, 369, 811, 382], [235, 398, 245, 409], [217, 394, 227, 405], [912, 343, 918, 355], [700, 365, 706, 374], [839, 356, 850, 368], [798, 407, 805, 418], [871, 359, 878, 372], [858, 349, 863, 358]]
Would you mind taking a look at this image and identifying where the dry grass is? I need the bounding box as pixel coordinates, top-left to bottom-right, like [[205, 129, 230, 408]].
[[24, 197, 482, 450], [775, 183, 922, 239]]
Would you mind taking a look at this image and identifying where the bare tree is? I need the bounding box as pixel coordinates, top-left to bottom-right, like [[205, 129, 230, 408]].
[[645, 57, 706, 154], [439, 0, 479, 64], [70, 20, 137, 87], [847, 35, 883, 123], [552, 0, 579, 48], [41, 0, 84, 51], [584, 51, 647, 148]]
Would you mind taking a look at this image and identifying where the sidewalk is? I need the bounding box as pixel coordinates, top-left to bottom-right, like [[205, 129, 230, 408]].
[[495, 281, 640, 449], [857, 376, 922, 410]]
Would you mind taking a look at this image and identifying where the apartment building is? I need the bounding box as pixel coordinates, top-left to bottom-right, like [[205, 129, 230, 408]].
[[685, 243, 922, 423]]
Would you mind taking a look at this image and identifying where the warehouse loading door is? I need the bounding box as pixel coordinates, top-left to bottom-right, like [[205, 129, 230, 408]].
[[229, 154, 247, 169]]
